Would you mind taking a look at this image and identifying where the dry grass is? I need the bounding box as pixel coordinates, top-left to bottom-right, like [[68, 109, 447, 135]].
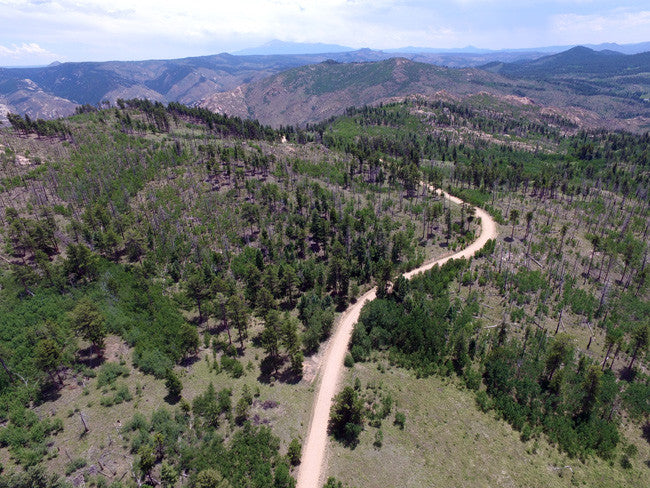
[[324, 360, 649, 488]]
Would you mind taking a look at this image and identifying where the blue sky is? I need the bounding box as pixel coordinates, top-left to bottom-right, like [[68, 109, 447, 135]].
[[0, 0, 649, 65]]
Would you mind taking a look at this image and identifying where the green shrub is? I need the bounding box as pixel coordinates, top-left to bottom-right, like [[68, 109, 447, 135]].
[[394, 411, 406, 429], [165, 370, 183, 399], [124, 413, 148, 432], [475, 390, 492, 413], [101, 384, 132, 407], [373, 429, 383, 448], [329, 386, 364, 446], [235, 397, 249, 425], [287, 438, 301, 466], [344, 353, 354, 368], [620, 455, 632, 469], [65, 457, 87, 475], [97, 362, 130, 388], [463, 368, 481, 390], [0, 407, 63, 466], [221, 356, 244, 378], [133, 349, 173, 378]]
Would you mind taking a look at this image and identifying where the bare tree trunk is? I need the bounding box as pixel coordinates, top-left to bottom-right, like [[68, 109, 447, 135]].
[[602, 342, 613, 371], [79, 411, 89, 433], [584, 247, 596, 283], [609, 344, 621, 370], [555, 307, 564, 335]]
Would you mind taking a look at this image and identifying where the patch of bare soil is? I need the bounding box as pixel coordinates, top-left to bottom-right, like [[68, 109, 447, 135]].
[[15, 155, 31, 166]]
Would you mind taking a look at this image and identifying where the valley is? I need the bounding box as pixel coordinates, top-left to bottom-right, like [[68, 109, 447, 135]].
[[2, 46, 650, 134]]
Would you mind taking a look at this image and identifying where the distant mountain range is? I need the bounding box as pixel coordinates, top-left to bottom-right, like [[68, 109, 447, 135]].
[[0, 45, 648, 131], [385, 41, 650, 55], [483, 46, 650, 77], [0, 49, 549, 121], [482, 46, 650, 107], [0, 51, 370, 121], [200, 48, 650, 131], [200, 58, 512, 126], [235, 39, 650, 56]]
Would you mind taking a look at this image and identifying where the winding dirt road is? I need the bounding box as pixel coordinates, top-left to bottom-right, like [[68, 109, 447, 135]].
[[296, 190, 498, 488]]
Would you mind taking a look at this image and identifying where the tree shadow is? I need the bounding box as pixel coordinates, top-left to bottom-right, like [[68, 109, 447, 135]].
[[179, 355, 201, 368], [189, 315, 204, 326], [250, 333, 263, 349], [641, 421, 650, 445], [619, 366, 636, 382], [164, 393, 181, 405], [328, 430, 360, 450], [504, 236, 514, 243], [335, 301, 348, 313], [276, 367, 302, 385], [76, 346, 105, 369], [36, 381, 62, 404], [205, 322, 235, 347], [257, 356, 280, 384], [257, 356, 301, 385]]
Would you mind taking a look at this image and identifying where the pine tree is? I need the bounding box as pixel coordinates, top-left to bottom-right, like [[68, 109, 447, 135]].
[[69, 298, 106, 355]]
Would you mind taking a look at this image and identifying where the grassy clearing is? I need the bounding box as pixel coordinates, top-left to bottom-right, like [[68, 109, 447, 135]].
[[324, 360, 649, 488], [0, 332, 316, 482]]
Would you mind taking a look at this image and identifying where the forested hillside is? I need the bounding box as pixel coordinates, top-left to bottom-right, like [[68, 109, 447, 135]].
[[0, 96, 648, 487], [319, 100, 650, 488], [0, 99, 474, 487], [200, 55, 650, 131], [0, 47, 549, 123]]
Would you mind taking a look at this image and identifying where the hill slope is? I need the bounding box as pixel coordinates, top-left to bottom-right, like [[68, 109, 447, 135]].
[[0, 50, 555, 122], [483, 46, 650, 78], [200, 58, 524, 126], [482, 46, 650, 105], [0, 97, 648, 488], [200, 56, 650, 130], [0, 51, 403, 121]]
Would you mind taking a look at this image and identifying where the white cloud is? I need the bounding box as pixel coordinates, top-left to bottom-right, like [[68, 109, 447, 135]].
[[0, 0, 649, 62], [551, 9, 650, 42], [0, 42, 57, 59], [0, 0, 422, 44]]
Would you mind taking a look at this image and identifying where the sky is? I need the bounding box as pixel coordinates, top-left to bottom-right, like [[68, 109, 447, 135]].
[[0, 0, 649, 66]]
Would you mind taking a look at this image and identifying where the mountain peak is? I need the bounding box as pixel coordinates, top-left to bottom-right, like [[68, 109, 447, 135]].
[[565, 45, 595, 54]]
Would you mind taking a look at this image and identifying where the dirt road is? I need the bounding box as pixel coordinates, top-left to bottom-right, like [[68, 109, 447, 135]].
[[296, 191, 498, 488]]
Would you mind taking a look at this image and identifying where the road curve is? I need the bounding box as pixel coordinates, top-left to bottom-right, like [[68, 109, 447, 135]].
[[296, 190, 498, 488]]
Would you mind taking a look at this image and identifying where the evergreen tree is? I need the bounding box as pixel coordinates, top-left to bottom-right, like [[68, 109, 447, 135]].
[[69, 298, 106, 355], [179, 323, 200, 359], [34, 338, 64, 384], [227, 293, 250, 350], [329, 386, 364, 446], [165, 369, 183, 399]]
